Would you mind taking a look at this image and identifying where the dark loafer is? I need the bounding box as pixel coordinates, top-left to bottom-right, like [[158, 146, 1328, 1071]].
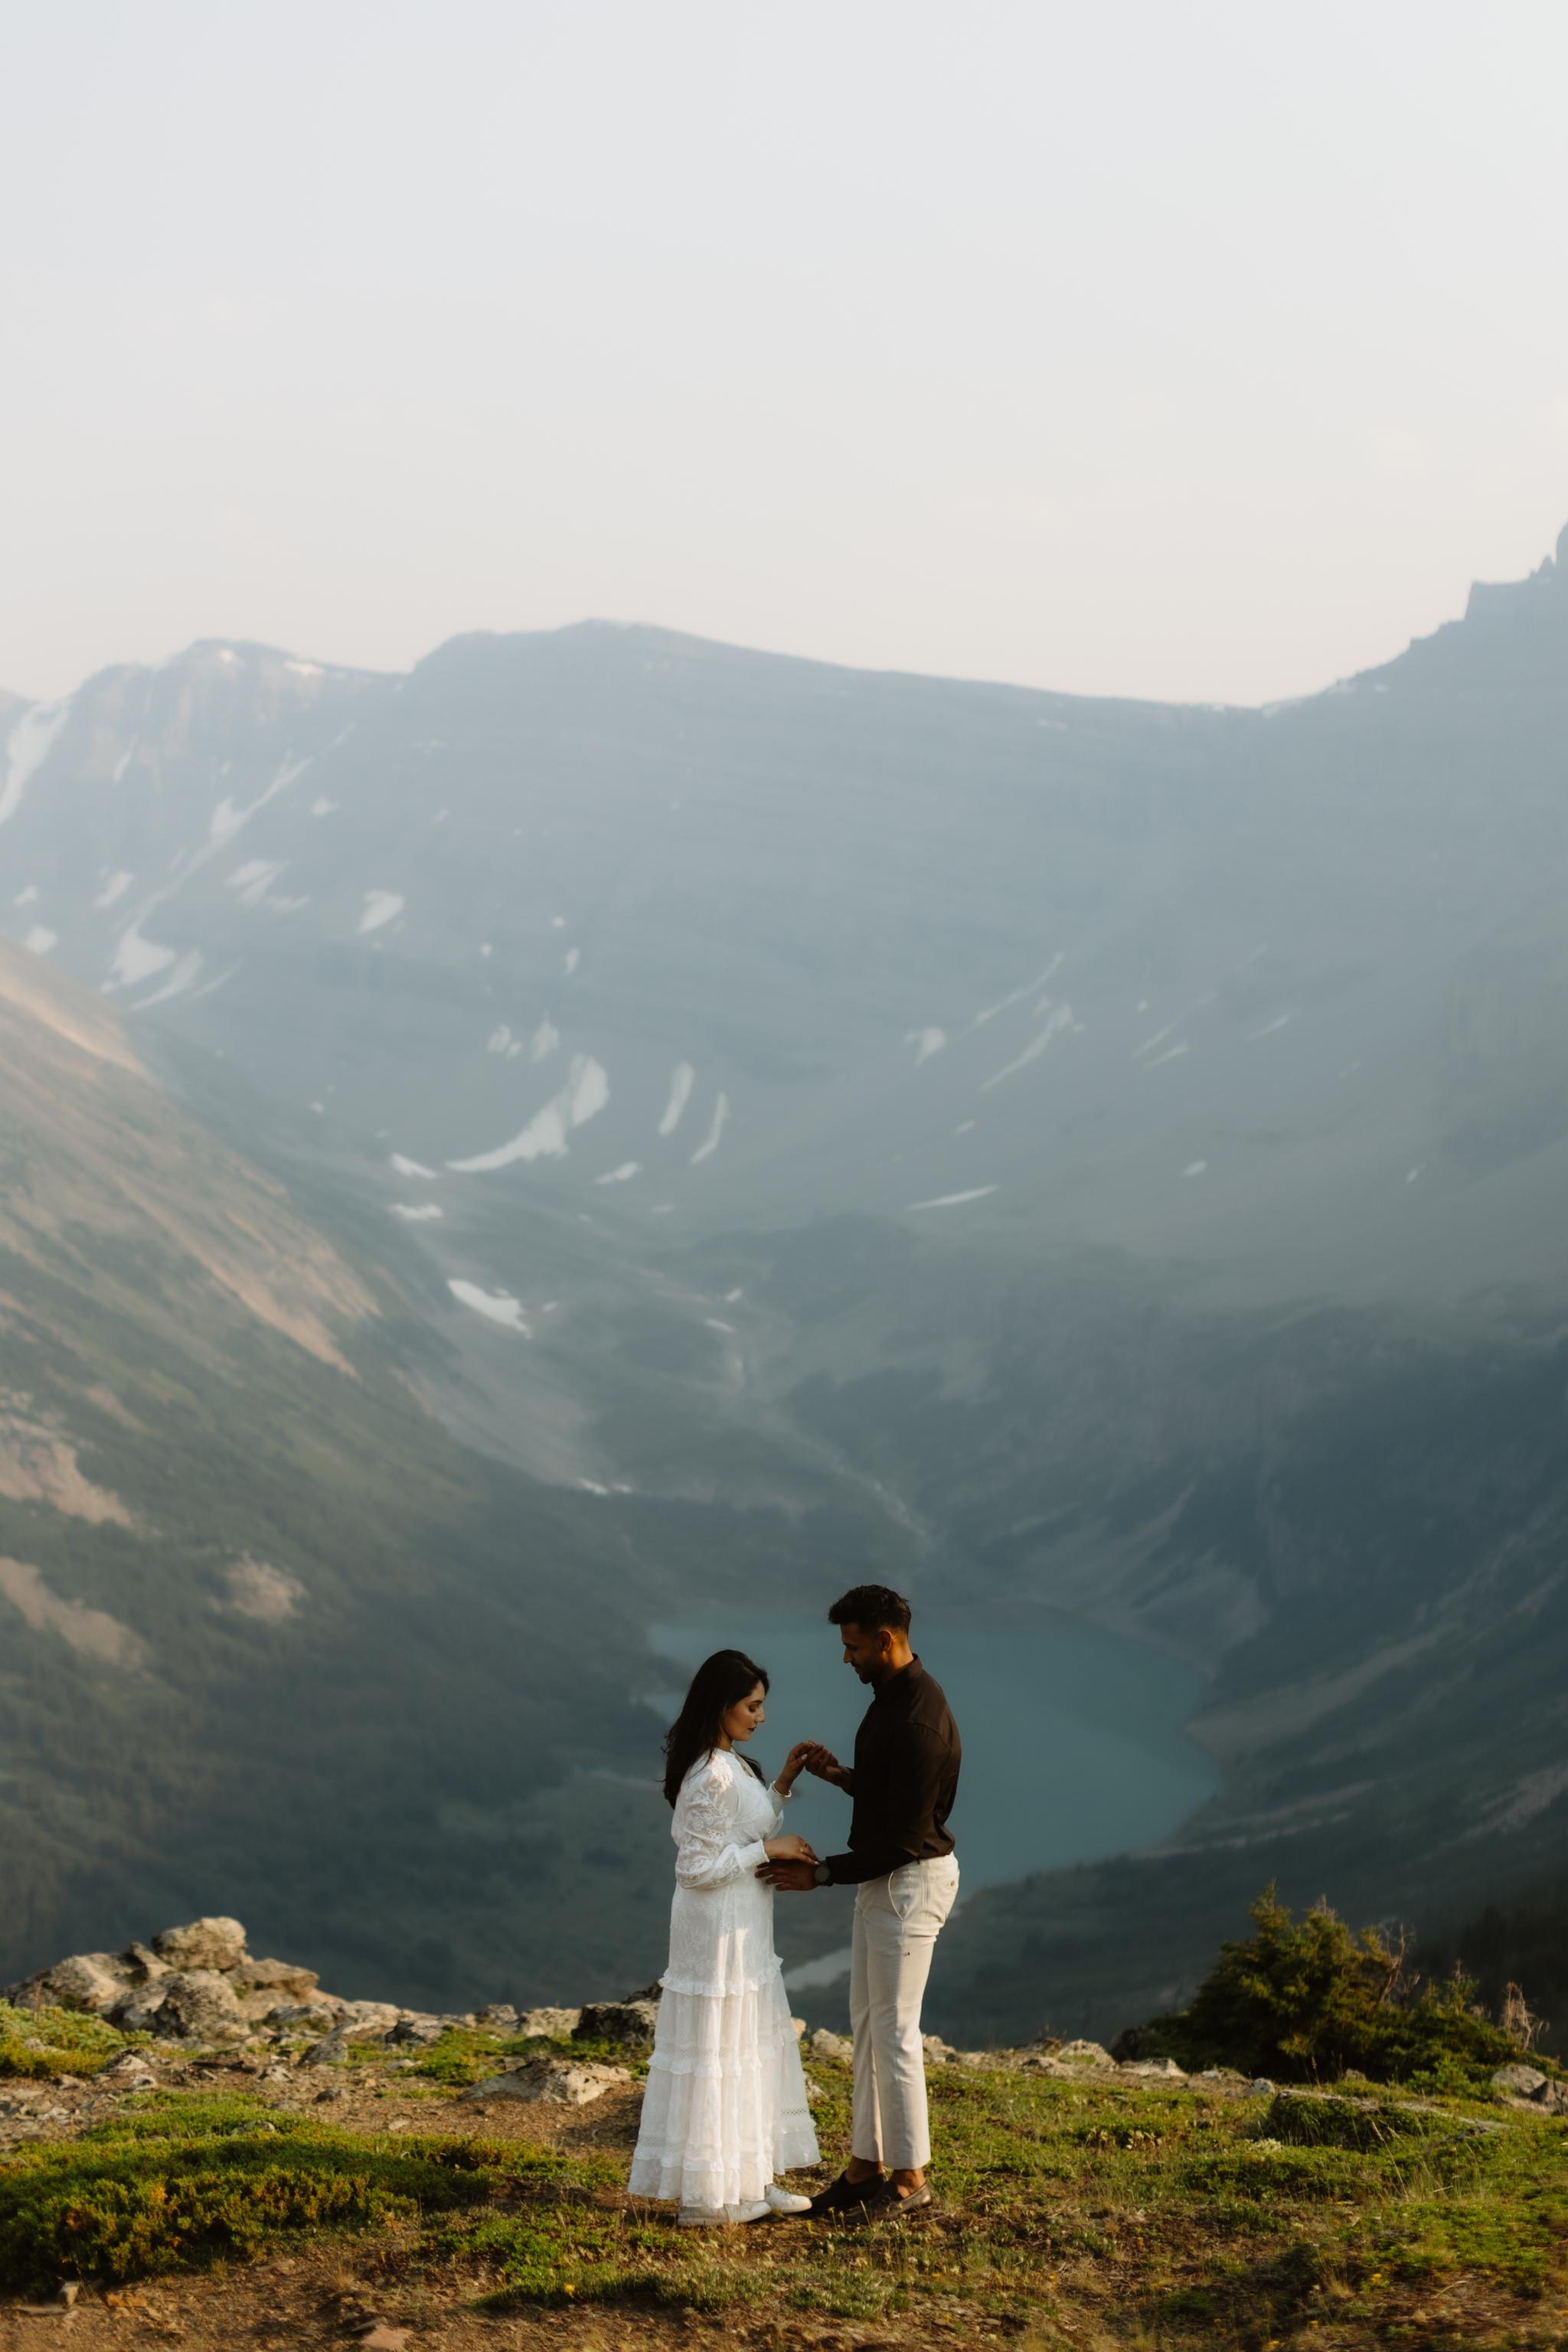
[[859, 2179, 933, 2217], [805, 2171, 884, 2218]]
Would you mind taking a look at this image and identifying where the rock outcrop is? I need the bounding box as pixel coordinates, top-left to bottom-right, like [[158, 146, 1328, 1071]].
[[460, 2058, 633, 2107], [4, 1919, 1560, 2125], [2, 1919, 445, 2050]]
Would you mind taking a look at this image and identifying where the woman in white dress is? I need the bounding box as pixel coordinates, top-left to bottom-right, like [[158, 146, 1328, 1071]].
[[629, 1648, 822, 2226]]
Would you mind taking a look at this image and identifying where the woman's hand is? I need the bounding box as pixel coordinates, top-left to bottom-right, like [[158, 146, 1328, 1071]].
[[773, 1740, 816, 1795], [763, 1833, 818, 1865]]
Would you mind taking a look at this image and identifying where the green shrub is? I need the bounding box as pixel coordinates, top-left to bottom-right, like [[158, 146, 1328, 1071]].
[[1263, 2091, 1436, 2151], [0, 2004, 136, 2080], [1142, 1887, 1527, 2086]]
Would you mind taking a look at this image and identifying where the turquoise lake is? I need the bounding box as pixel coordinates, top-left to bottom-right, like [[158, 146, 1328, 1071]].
[[647, 1609, 1220, 1940]]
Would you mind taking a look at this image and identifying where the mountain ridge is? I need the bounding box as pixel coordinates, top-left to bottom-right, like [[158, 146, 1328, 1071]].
[[7, 514, 1563, 720], [8, 524, 1568, 2039]]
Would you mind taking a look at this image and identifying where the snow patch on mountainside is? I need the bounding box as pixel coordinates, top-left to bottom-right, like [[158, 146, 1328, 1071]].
[[972, 956, 1063, 1030], [23, 927, 57, 956], [447, 1280, 530, 1333], [226, 860, 285, 910], [95, 871, 134, 910], [390, 1154, 437, 1178], [658, 1062, 695, 1136], [689, 1091, 730, 1165], [133, 949, 204, 1010], [0, 701, 71, 828], [595, 1161, 640, 1184], [358, 890, 404, 935], [906, 1186, 998, 1210], [446, 1055, 610, 1171], [906, 1027, 947, 1066], [106, 923, 178, 993], [982, 1002, 1077, 1089]]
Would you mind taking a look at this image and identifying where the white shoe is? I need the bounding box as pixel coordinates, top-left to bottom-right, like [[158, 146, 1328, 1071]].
[[724, 2199, 773, 2224], [677, 2206, 727, 2228], [764, 2182, 813, 2215]]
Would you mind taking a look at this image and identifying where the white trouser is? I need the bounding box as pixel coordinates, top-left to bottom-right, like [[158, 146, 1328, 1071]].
[[849, 1854, 960, 2171]]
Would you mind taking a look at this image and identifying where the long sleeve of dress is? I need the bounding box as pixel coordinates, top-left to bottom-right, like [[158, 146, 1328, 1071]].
[[672, 1753, 776, 1890]]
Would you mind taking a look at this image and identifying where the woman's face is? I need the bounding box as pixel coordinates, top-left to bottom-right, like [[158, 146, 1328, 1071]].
[[721, 1682, 767, 1745]]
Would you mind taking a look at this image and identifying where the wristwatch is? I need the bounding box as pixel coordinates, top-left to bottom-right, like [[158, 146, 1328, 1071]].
[[812, 1861, 832, 1886]]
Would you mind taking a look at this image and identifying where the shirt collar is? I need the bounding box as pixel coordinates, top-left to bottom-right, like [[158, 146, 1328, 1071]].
[[873, 1655, 923, 1704]]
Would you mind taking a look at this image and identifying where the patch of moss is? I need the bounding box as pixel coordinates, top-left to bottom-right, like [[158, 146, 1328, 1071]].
[[0, 2098, 495, 2296], [403, 2027, 646, 2088], [0, 2004, 139, 2081]]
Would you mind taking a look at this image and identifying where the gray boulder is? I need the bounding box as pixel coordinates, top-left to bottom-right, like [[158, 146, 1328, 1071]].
[[1056, 2039, 1116, 2068], [95, 2050, 158, 2092], [263, 2001, 340, 2031], [516, 2005, 581, 2039], [335, 1999, 400, 2037], [574, 1999, 659, 2047], [109, 1988, 171, 2034], [302, 2029, 353, 2068], [119, 1942, 169, 1985], [4, 1952, 130, 2015], [460, 2056, 631, 2106], [805, 2027, 853, 2062], [232, 1956, 318, 2003], [152, 1917, 248, 1973], [1493, 2062, 1568, 2112], [384, 2014, 446, 2047], [149, 1968, 249, 2043]]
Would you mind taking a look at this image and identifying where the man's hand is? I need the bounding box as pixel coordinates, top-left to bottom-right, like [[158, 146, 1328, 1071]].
[[756, 1857, 819, 1892], [801, 1742, 851, 1788]]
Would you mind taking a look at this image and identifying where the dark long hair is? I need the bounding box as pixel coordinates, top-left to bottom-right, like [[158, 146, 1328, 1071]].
[[662, 1649, 769, 1805]]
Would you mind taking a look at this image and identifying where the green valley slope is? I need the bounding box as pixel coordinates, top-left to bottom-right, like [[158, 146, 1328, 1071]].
[[0, 942, 713, 2006]]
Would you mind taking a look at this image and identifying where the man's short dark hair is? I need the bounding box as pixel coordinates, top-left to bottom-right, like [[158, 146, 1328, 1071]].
[[828, 1583, 912, 1635]]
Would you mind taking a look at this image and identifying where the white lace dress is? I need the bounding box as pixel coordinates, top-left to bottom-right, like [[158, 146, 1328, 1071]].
[[629, 1747, 819, 2211]]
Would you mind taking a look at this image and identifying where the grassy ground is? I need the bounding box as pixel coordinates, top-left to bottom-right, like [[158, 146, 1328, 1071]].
[[5, 2020, 1568, 2348]]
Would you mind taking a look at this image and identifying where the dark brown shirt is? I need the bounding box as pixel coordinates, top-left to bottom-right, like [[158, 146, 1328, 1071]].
[[824, 1655, 961, 1886]]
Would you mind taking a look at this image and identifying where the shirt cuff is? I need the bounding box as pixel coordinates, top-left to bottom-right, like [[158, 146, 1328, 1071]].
[[738, 1840, 770, 1873]]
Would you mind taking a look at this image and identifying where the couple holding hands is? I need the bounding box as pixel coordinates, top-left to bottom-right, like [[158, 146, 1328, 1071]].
[[629, 1585, 962, 2227]]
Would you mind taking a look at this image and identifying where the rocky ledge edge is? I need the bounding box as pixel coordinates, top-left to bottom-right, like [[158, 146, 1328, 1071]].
[[5, 1916, 1563, 2119]]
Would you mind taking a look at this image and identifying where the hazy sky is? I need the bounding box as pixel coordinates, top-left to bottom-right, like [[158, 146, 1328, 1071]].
[[5, 1, 1566, 706]]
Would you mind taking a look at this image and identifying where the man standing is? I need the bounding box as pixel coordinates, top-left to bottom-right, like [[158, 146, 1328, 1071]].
[[757, 1583, 961, 2215]]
